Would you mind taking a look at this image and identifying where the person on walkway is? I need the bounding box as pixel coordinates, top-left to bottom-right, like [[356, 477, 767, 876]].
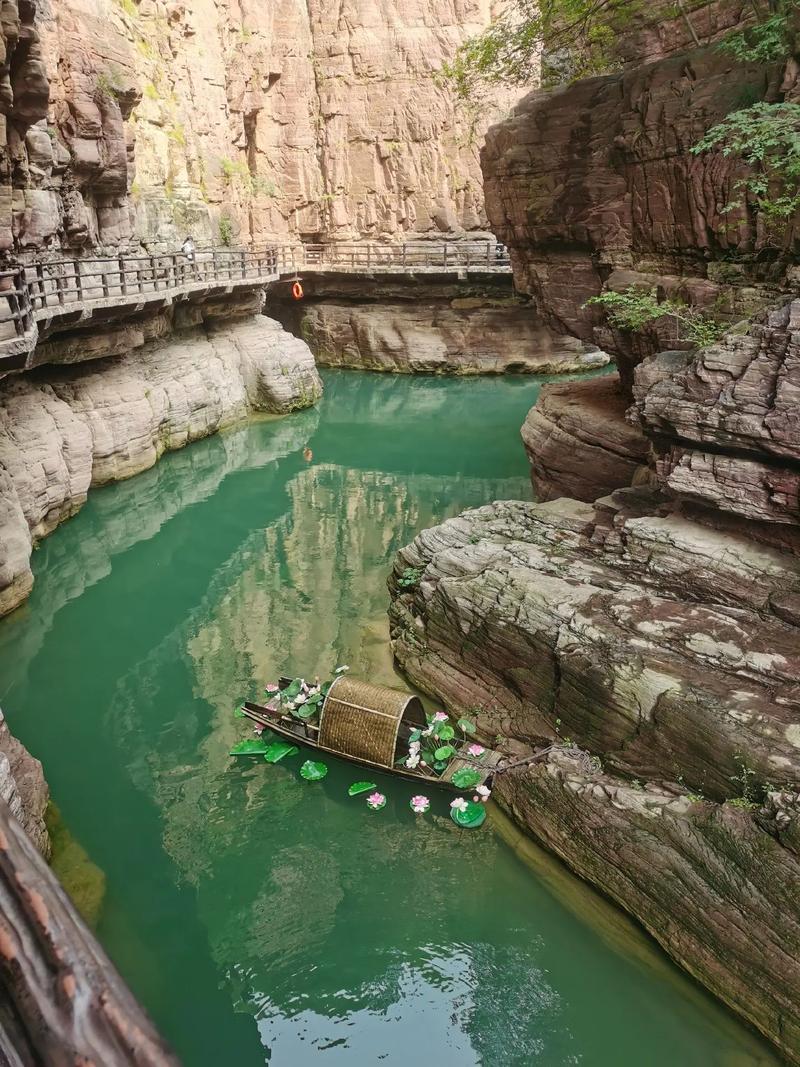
[[181, 235, 196, 262]]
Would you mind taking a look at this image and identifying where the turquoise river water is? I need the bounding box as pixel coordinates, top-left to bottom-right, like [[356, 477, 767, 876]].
[[0, 370, 777, 1065]]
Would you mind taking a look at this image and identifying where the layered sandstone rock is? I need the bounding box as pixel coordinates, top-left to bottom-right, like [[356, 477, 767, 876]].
[[0, 313, 321, 616], [294, 300, 608, 375], [3, 0, 518, 253], [481, 4, 786, 389], [521, 374, 649, 500], [389, 489, 800, 1059], [390, 289, 800, 1057], [0, 707, 48, 856]]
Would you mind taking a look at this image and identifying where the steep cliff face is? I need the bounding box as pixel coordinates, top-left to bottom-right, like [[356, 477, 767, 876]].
[[387, 9, 800, 1058], [1, 0, 515, 253], [481, 4, 787, 392], [0, 309, 321, 617]]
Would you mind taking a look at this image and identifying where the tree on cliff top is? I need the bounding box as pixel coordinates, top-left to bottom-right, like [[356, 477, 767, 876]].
[[442, 0, 715, 96]]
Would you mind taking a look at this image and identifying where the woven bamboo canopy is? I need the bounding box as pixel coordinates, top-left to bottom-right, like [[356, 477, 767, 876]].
[[319, 676, 426, 769]]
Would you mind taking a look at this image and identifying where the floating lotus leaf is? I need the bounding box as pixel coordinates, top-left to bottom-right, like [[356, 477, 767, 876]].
[[450, 801, 486, 829], [457, 717, 476, 735], [263, 742, 299, 764], [300, 760, 328, 781], [451, 767, 483, 790], [434, 745, 455, 761], [348, 781, 377, 796], [436, 724, 455, 741], [229, 739, 269, 756]]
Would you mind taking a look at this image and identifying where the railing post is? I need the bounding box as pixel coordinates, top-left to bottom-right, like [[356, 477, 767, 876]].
[[150, 255, 158, 290], [56, 271, 65, 307], [101, 261, 110, 298], [75, 261, 83, 303], [241, 250, 246, 279], [443, 243, 448, 270], [35, 263, 45, 309], [486, 241, 491, 267], [118, 255, 127, 296]]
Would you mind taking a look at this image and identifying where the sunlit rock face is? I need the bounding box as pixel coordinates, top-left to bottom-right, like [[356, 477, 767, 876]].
[[0, 313, 321, 617], [10, 0, 518, 252]]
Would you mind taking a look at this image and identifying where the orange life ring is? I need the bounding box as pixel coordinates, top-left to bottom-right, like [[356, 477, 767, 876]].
[[292, 280, 304, 300]]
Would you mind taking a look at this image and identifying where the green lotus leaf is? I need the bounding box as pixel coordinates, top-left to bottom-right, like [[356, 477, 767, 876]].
[[434, 760, 448, 772], [281, 679, 303, 700], [229, 739, 269, 756], [457, 717, 476, 735], [321, 680, 333, 697], [451, 767, 483, 789], [437, 724, 455, 741], [263, 742, 299, 764], [434, 745, 455, 761], [300, 760, 328, 781], [290, 700, 319, 720], [408, 728, 422, 743], [450, 801, 487, 829], [348, 781, 377, 796], [234, 705, 247, 718]]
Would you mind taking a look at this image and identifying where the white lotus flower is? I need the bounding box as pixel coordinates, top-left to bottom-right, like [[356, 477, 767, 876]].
[[450, 797, 469, 813], [406, 754, 421, 769], [294, 694, 307, 705], [476, 785, 491, 799], [409, 740, 421, 753]]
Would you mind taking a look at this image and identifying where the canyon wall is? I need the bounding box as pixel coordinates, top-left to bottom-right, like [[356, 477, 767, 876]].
[[0, 307, 321, 617], [275, 275, 609, 375], [2, 0, 516, 254], [390, 6, 800, 1060]]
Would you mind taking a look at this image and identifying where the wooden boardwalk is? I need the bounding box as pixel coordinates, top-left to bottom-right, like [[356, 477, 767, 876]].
[[0, 240, 511, 374]]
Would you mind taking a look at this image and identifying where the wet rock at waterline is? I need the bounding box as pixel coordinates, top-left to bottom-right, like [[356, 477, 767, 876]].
[[496, 747, 800, 1062], [0, 707, 49, 857], [388, 492, 800, 1059], [0, 317, 321, 617], [293, 301, 609, 376]]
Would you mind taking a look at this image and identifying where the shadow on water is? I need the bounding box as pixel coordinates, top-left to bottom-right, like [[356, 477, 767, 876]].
[[0, 369, 778, 1065]]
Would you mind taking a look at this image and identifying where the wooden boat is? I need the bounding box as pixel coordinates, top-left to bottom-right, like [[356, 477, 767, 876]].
[[239, 674, 504, 792]]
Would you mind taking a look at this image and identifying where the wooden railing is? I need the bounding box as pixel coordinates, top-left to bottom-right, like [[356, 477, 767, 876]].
[[0, 240, 511, 369], [278, 240, 510, 273]]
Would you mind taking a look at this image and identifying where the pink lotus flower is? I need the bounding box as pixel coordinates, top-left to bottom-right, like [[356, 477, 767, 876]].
[[366, 792, 386, 810], [450, 797, 469, 813], [432, 711, 448, 723], [476, 785, 491, 802], [410, 795, 430, 814], [265, 683, 279, 693], [265, 699, 279, 712], [254, 724, 265, 735], [467, 743, 486, 757]]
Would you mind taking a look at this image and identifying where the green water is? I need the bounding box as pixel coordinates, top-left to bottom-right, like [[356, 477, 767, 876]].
[[0, 370, 776, 1066]]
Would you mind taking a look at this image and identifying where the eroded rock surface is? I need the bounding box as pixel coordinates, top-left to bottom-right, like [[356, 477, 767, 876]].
[[0, 707, 48, 856], [296, 301, 608, 376], [0, 0, 519, 252], [0, 313, 321, 616], [389, 487, 800, 1059], [522, 374, 649, 500]]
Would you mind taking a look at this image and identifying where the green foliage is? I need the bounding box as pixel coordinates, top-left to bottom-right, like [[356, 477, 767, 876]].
[[230, 739, 269, 756], [167, 123, 187, 147], [300, 760, 328, 781], [585, 287, 725, 349], [397, 566, 423, 588], [263, 742, 299, 763], [348, 781, 378, 796], [143, 81, 159, 101], [692, 102, 800, 231], [451, 767, 483, 790], [441, 0, 664, 99], [114, 0, 138, 17], [457, 717, 476, 735], [218, 214, 234, 246], [95, 67, 126, 101], [717, 7, 793, 64], [450, 800, 487, 829]]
